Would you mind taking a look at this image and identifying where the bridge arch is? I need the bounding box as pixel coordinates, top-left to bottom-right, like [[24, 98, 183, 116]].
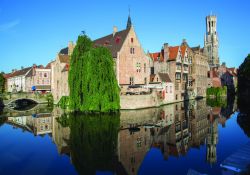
[[7, 98, 39, 106]]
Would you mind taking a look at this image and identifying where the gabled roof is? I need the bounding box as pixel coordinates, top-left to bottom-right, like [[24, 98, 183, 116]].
[[5, 67, 32, 79], [169, 46, 179, 60], [158, 73, 172, 82], [3, 73, 12, 79], [149, 51, 164, 62], [94, 28, 130, 58], [58, 54, 70, 64], [180, 45, 187, 58], [45, 62, 52, 69]]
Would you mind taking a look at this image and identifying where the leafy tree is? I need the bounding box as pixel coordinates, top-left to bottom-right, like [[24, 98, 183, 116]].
[[69, 34, 120, 112], [238, 54, 250, 114], [0, 72, 5, 94]]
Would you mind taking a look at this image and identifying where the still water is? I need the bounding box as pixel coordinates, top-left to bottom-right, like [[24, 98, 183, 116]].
[[0, 98, 249, 175]]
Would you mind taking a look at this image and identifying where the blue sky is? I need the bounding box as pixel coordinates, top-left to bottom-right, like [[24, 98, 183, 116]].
[[0, 0, 250, 73]]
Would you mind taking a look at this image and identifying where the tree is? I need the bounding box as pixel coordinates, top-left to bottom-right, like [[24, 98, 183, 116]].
[[69, 34, 120, 112], [0, 72, 5, 94], [238, 54, 250, 114]]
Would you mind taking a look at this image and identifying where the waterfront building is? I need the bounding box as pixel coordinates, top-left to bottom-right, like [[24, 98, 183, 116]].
[[51, 42, 74, 103], [94, 15, 150, 92], [167, 42, 192, 101], [203, 15, 220, 68], [25, 64, 52, 93], [190, 46, 209, 97], [5, 66, 33, 92]]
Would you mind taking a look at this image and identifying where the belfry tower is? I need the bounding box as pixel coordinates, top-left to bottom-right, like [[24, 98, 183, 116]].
[[204, 15, 220, 68]]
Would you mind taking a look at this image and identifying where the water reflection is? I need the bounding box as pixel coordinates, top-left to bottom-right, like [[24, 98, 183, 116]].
[[0, 96, 245, 175]]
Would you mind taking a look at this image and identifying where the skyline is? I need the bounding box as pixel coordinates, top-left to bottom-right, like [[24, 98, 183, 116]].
[[1, 0, 250, 73]]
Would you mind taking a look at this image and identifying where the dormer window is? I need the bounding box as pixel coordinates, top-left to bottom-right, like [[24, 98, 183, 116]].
[[115, 37, 121, 44], [131, 37, 134, 43]]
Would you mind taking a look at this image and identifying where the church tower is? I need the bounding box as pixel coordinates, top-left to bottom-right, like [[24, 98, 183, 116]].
[[204, 15, 219, 68]]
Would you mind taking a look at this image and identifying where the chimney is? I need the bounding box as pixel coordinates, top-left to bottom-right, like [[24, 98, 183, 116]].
[[113, 26, 118, 37], [68, 41, 75, 56], [163, 43, 169, 61]]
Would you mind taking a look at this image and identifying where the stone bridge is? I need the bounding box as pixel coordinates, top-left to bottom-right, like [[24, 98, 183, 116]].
[[2, 93, 48, 106]]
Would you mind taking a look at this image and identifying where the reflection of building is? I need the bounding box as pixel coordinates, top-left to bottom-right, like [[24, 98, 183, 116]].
[[51, 107, 70, 155], [190, 100, 210, 147], [118, 127, 152, 175], [7, 113, 53, 136], [28, 113, 52, 135], [206, 110, 219, 164]]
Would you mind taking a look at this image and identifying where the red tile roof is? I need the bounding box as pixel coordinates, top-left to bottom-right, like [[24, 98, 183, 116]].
[[169, 46, 179, 60], [149, 51, 164, 62], [180, 45, 187, 58]]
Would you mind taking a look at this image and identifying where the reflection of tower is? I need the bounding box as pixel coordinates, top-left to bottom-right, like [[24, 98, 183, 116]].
[[203, 15, 219, 68], [206, 112, 218, 164]]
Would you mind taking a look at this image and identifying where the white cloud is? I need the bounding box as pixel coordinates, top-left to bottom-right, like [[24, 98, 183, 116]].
[[0, 20, 20, 32]]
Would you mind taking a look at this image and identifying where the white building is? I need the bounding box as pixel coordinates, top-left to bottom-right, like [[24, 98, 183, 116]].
[[6, 67, 32, 92]]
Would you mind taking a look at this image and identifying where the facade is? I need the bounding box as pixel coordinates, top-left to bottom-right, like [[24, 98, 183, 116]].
[[51, 54, 70, 103], [25, 64, 51, 93], [167, 44, 191, 101], [5, 67, 32, 92], [191, 46, 209, 97], [203, 15, 220, 68], [94, 16, 150, 92]]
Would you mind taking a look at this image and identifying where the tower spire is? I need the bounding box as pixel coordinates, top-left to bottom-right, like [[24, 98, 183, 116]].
[[126, 6, 132, 29]]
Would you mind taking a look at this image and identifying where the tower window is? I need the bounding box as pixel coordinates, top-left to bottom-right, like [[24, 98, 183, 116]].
[[131, 37, 134, 43]]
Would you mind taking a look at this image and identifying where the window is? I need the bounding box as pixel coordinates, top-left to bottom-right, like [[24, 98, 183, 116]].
[[144, 63, 146, 73], [175, 73, 181, 80], [157, 77, 159, 82], [144, 77, 147, 85], [129, 77, 134, 85], [170, 86, 172, 93], [176, 64, 181, 71], [176, 94, 178, 100], [131, 37, 134, 43], [130, 47, 135, 54], [44, 73, 47, 77], [166, 86, 168, 93], [136, 63, 141, 72], [183, 74, 188, 81]]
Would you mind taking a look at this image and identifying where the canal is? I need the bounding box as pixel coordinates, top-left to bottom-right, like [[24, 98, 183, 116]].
[[0, 98, 249, 175]]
